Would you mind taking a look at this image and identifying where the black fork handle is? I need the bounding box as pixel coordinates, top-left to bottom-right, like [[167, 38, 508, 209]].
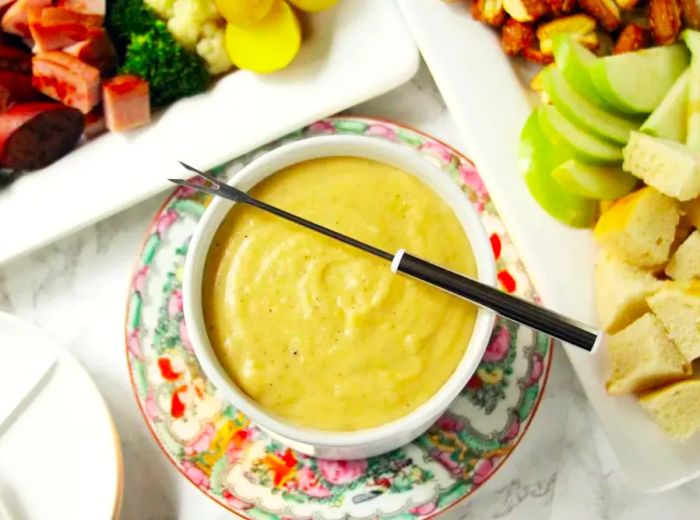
[[392, 251, 601, 352]]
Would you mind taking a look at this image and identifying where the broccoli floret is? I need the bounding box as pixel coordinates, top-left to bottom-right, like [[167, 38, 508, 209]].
[[120, 20, 210, 107], [106, 0, 158, 55]]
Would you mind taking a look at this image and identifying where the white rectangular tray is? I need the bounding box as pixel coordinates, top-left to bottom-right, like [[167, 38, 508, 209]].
[[398, 0, 700, 493], [0, 0, 418, 265]]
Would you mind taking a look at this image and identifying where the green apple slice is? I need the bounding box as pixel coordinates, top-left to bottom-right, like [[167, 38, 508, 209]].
[[519, 111, 597, 227], [589, 44, 690, 114], [640, 69, 689, 142], [552, 34, 612, 110], [541, 66, 638, 145], [682, 30, 700, 151], [552, 159, 638, 199], [537, 105, 623, 164]]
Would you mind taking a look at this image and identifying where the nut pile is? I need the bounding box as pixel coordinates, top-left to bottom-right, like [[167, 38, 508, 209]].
[[466, 0, 700, 62]]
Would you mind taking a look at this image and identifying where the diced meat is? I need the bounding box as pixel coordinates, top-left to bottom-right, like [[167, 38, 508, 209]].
[[0, 86, 10, 112], [0, 44, 30, 72], [102, 75, 150, 132], [63, 28, 116, 75], [0, 0, 18, 13], [57, 0, 104, 15], [29, 7, 103, 53], [32, 51, 100, 113], [1, 0, 51, 38], [0, 71, 42, 103], [0, 102, 83, 170], [83, 104, 104, 137]]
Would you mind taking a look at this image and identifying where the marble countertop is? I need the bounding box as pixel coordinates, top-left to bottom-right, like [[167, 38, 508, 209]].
[[1, 62, 699, 520]]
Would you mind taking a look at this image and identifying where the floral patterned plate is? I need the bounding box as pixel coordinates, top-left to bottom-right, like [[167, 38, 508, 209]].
[[125, 117, 553, 519]]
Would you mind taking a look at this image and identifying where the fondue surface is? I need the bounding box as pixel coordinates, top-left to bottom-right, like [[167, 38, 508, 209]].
[[202, 157, 477, 431]]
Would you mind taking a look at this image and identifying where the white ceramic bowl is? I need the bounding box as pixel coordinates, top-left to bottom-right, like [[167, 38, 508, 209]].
[[183, 135, 496, 459]]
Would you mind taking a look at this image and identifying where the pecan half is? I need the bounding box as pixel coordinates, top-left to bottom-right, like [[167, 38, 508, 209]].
[[613, 23, 651, 52], [616, 0, 641, 9], [680, 0, 700, 29], [503, 0, 550, 22], [522, 45, 555, 63], [471, 0, 507, 26], [536, 14, 599, 54], [578, 0, 621, 31], [501, 17, 536, 55], [542, 0, 576, 15], [649, 0, 682, 44]]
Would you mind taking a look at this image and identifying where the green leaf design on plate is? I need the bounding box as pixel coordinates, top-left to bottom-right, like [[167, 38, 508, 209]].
[[333, 120, 368, 134], [142, 234, 160, 265]]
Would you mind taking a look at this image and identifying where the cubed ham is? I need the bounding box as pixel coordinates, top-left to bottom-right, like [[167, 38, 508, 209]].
[[0, 44, 30, 72], [57, 0, 104, 15], [1, 0, 51, 38], [29, 7, 103, 52], [0, 102, 83, 170], [63, 28, 116, 75], [0, 71, 41, 104], [32, 52, 100, 114], [0, 86, 10, 112], [83, 104, 104, 137], [102, 75, 150, 132]]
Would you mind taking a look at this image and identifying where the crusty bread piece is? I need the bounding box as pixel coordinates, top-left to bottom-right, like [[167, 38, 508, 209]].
[[606, 313, 691, 395], [666, 230, 700, 280], [594, 187, 679, 267], [623, 131, 700, 201], [680, 197, 700, 229], [648, 282, 700, 361], [595, 249, 662, 333], [639, 379, 700, 440]]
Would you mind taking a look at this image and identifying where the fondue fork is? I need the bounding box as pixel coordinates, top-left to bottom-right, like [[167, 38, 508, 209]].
[[171, 163, 601, 353]]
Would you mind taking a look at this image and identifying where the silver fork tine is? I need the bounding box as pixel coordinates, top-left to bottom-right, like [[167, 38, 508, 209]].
[[178, 161, 221, 186], [168, 178, 230, 199]]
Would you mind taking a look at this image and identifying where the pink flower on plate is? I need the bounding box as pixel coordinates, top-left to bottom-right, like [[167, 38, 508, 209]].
[[132, 265, 148, 293], [409, 501, 437, 516], [483, 326, 511, 362], [186, 423, 215, 454], [307, 120, 334, 135], [473, 458, 497, 486], [436, 413, 464, 433], [366, 124, 396, 140], [420, 141, 454, 164], [527, 352, 544, 386], [156, 209, 178, 235], [179, 320, 193, 352], [297, 466, 331, 498], [168, 290, 183, 317], [431, 449, 460, 476], [145, 390, 159, 420], [459, 163, 488, 200], [182, 460, 210, 489], [222, 489, 253, 510], [127, 329, 142, 359], [503, 416, 520, 441], [317, 459, 368, 485]]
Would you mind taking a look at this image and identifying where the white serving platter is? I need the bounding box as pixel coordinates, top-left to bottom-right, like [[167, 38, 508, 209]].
[[0, 0, 418, 265], [398, 0, 700, 493]]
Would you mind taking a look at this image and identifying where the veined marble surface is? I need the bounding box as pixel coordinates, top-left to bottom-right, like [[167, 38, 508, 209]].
[[1, 62, 699, 520]]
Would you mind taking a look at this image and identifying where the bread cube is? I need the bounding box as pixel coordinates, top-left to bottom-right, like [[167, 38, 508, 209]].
[[666, 230, 700, 280], [623, 131, 700, 201], [595, 249, 661, 333], [640, 380, 700, 440], [594, 187, 679, 267], [606, 313, 691, 395], [680, 197, 700, 229], [648, 283, 700, 361]]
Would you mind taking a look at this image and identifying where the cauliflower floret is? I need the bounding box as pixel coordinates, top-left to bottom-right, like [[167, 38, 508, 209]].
[[167, 0, 221, 50], [144, 0, 175, 18], [196, 22, 233, 74]]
